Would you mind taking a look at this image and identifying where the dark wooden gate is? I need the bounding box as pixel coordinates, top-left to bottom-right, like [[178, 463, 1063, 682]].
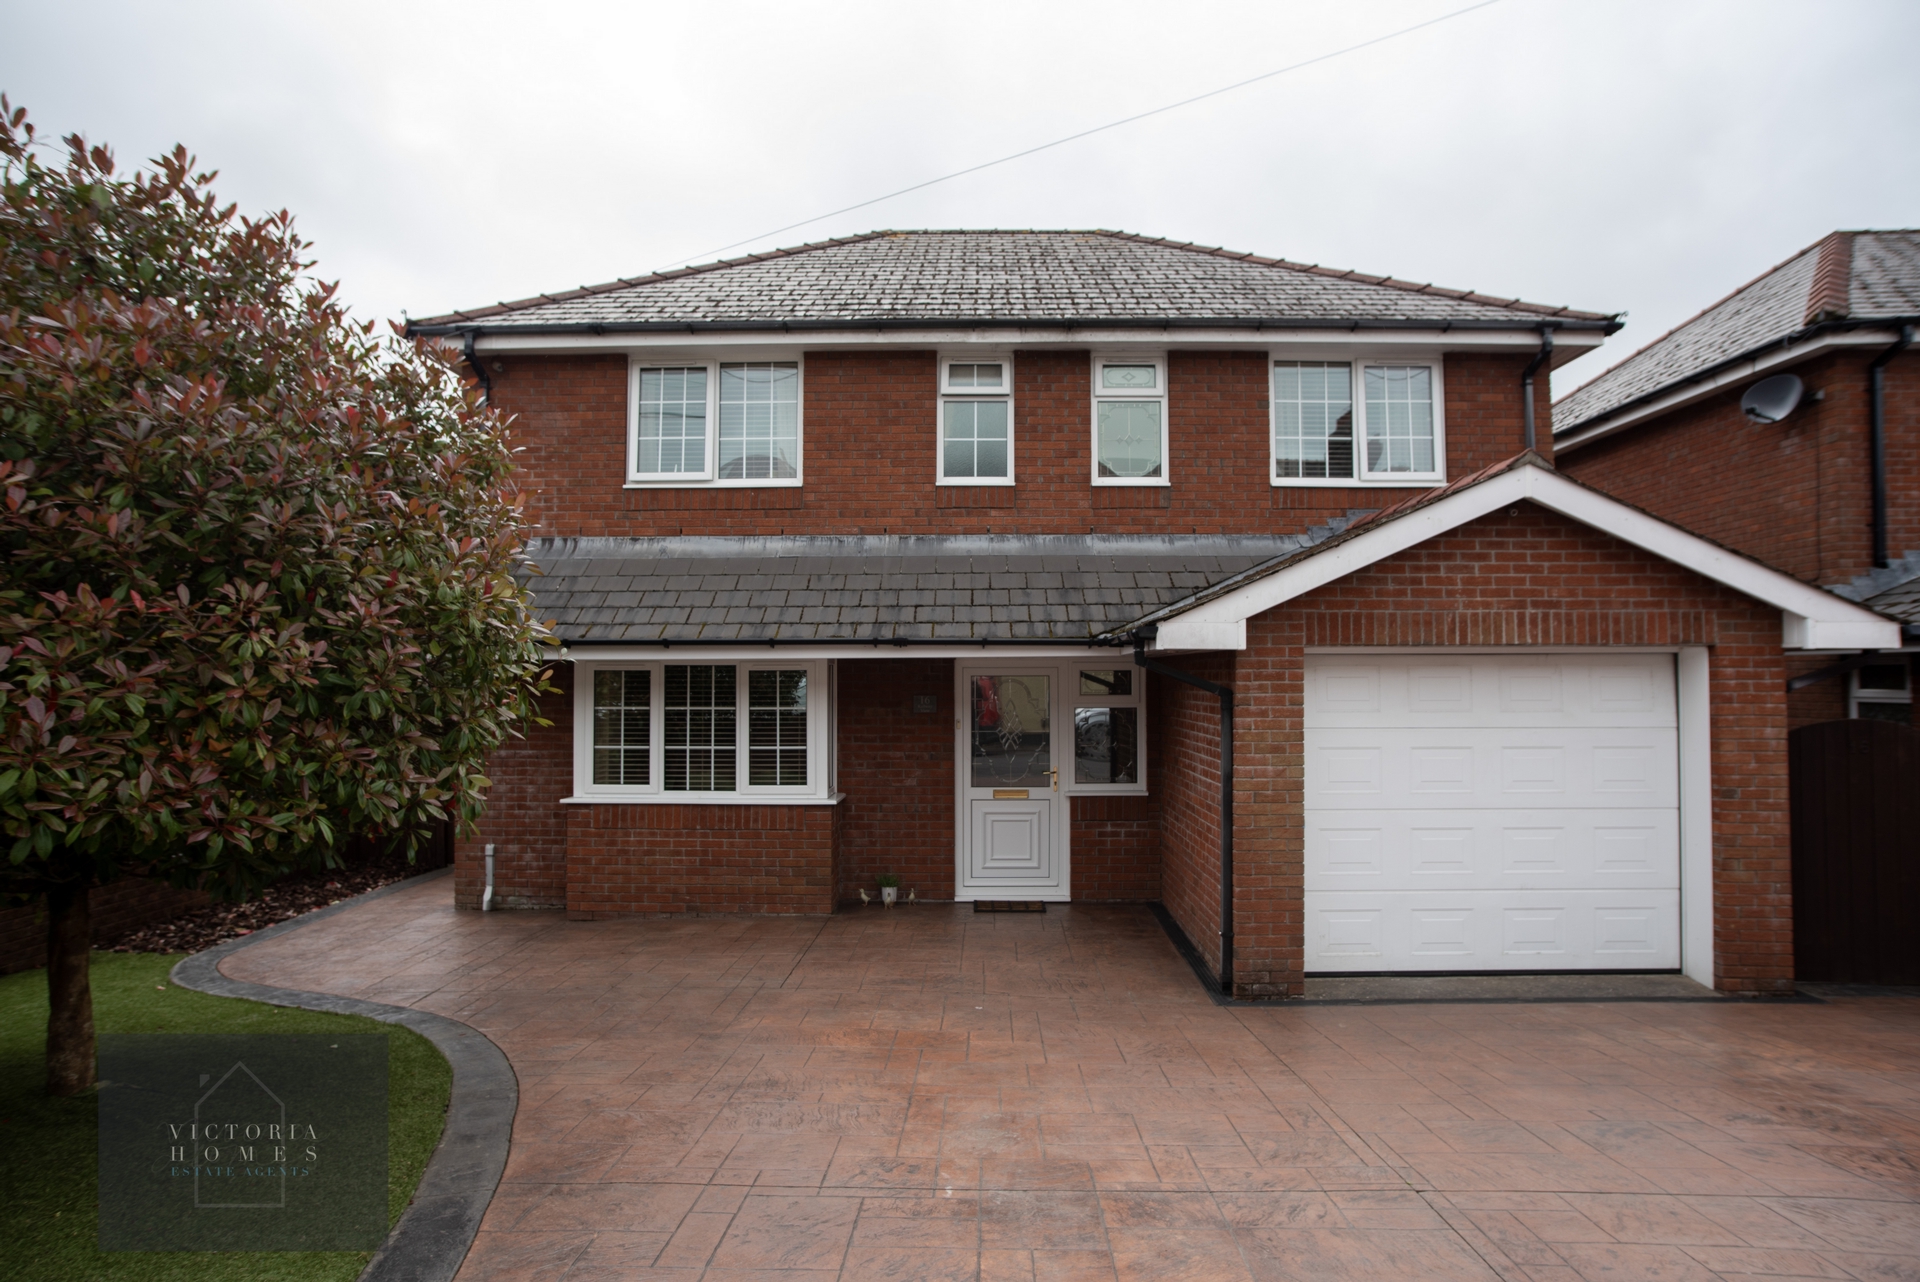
[[1790, 718, 1920, 983]]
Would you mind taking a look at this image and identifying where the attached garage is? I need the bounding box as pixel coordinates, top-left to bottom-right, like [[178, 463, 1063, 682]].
[[1304, 652, 1680, 973]]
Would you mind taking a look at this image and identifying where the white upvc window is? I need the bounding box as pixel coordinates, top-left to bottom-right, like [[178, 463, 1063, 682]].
[[938, 355, 1014, 485], [1091, 353, 1169, 485], [1271, 358, 1446, 486], [627, 359, 803, 486], [1069, 666, 1147, 793], [1850, 661, 1912, 723], [573, 659, 834, 801]]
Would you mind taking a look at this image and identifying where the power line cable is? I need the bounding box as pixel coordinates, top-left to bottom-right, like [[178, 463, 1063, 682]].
[[655, 0, 1503, 272]]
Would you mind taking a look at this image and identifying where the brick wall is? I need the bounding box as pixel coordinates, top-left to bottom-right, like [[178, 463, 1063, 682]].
[[565, 802, 836, 917], [454, 665, 573, 910], [0, 878, 212, 975], [1560, 349, 1920, 586], [1158, 504, 1793, 997], [835, 658, 956, 903], [493, 349, 1548, 540], [1156, 654, 1234, 981]]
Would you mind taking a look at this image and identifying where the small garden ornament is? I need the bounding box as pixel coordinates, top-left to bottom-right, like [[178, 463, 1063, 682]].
[[877, 874, 900, 906]]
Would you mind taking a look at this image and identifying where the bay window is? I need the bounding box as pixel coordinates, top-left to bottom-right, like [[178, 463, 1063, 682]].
[[575, 660, 833, 801]]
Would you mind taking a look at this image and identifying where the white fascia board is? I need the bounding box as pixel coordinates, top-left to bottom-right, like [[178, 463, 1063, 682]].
[[470, 326, 1601, 357], [549, 643, 1129, 662], [1148, 465, 1901, 652], [1555, 329, 1904, 454]]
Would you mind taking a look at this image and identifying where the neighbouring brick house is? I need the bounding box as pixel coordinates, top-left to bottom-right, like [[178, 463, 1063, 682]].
[[1554, 230, 1920, 727], [407, 230, 1894, 996]]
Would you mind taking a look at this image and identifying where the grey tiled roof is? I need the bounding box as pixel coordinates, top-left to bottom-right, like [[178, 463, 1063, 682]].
[[524, 528, 1357, 643], [411, 230, 1614, 332], [1865, 575, 1920, 626], [1557, 230, 1920, 434]]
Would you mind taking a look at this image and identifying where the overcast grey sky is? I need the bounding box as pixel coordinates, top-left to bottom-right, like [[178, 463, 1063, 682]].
[[4, 0, 1915, 391]]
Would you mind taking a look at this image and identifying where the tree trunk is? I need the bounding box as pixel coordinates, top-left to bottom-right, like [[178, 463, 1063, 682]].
[[45, 882, 95, 1097]]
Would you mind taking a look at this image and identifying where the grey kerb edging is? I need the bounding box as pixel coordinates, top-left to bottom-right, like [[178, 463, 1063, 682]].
[[169, 867, 516, 1282]]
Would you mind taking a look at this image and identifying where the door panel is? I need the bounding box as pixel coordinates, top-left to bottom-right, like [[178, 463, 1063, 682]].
[[959, 670, 1068, 899]]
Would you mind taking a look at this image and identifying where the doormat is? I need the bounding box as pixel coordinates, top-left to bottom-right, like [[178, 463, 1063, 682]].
[[973, 901, 1047, 913]]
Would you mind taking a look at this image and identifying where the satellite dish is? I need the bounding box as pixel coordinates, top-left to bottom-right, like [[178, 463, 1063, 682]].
[[1742, 374, 1805, 424]]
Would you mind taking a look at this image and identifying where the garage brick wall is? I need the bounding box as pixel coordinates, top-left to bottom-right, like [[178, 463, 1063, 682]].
[[489, 349, 1551, 539], [1156, 652, 1235, 979], [1158, 503, 1792, 997]]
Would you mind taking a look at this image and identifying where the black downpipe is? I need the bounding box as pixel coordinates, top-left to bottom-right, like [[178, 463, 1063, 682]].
[[1131, 624, 1234, 995], [463, 330, 494, 403], [1869, 325, 1914, 569], [1521, 328, 1554, 453]]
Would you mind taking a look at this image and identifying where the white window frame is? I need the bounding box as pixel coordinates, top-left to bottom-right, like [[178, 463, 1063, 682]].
[[937, 352, 1015, 486], [571, 659, 834, 803], [1090, 352, 1170, 487], [1269, 352, 1446, 488], [1850, 660, 1912, 720], [1066, 663, 1149, 795], [625, 357, 805, 488]]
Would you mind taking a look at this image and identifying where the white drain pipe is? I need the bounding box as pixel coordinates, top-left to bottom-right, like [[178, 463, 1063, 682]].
[[482, 843, 495, 912]]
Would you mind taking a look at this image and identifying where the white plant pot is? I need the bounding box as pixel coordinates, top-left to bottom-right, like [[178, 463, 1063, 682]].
[[880, 887, 898, 906]]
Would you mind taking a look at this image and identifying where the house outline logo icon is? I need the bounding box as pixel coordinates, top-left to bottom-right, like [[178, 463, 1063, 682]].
[[193, 1061, 287, 1209]]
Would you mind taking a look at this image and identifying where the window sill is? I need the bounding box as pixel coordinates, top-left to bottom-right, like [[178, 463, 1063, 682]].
[[936, 478, 1016, 487], [624, 478, 804, 489], [1091, 478, 1171, 487], [1272, 477, 1443, 489], [563, 792, 845, 806]]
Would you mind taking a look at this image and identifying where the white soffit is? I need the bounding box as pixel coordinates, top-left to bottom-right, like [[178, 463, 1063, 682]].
[[1150, 463, 1900, 653]]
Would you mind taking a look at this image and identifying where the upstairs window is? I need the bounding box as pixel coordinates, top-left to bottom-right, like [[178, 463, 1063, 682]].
[[1272, 359, 1444, 485], [939, 357, 1013, 484], [1092, 355, 1167, 484], [628, 360, 803, 485]]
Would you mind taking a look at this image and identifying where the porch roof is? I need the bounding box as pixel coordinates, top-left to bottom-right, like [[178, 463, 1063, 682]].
[[522, 528, 1353, 643]]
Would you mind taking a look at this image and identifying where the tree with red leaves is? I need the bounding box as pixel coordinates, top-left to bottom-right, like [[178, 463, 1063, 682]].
[[0, 99, 550, 1095]]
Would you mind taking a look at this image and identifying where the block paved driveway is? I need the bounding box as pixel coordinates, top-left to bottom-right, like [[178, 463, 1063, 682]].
[[224, 876, 1920, 1281]]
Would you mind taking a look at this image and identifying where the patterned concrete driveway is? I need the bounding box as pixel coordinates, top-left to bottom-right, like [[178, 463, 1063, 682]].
[[222, 876, 1920, 1281]]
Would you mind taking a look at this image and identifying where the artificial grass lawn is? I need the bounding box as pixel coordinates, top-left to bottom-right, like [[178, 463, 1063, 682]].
[[0, 951, 452, 1282]]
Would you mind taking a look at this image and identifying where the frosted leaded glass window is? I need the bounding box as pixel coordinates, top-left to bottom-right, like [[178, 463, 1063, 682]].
[[1093, 356, 1167, 483], [591, 670, 650, 785], [1363, 365, 1437, 475], [718, 363, 800, 480], [1273, 362, 1354, 480], [634, 367, 709, 476]]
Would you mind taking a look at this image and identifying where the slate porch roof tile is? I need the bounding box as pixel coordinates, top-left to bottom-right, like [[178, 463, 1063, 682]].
[[521, 528, 1361, 644]]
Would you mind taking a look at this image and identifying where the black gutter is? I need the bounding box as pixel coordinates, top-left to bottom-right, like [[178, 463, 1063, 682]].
[[1130, 624, 1235, 997], [1558, 314, 1920, 443], [1521, 328, 1553, 452], [548, 635, 1130, 649], [1869, 325, 1914, 568], [462, 330, 493, 403], [408, 316, 1615, 339]]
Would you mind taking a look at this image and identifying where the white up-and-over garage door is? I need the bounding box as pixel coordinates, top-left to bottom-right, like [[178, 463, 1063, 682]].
[[1304, 653, 1680, 972]]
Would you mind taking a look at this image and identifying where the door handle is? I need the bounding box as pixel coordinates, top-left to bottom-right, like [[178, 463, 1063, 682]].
[[1046, 767, 1059, 791]]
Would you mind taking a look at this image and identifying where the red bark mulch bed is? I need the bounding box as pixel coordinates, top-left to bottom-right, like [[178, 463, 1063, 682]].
[[102, 850, 442, 956]]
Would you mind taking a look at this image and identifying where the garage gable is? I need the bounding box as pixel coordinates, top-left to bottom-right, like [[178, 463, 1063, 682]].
[[1136, 453, 1899, 653]]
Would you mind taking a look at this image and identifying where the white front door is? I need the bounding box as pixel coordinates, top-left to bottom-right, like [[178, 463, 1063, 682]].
[[957, 669, 1070, 900], [1304, 653, 1681, 972]]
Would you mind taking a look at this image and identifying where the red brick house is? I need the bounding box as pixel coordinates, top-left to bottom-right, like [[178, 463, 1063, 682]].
[[407, 230, 1894, 996], [1555, 230, 1920, 727]]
